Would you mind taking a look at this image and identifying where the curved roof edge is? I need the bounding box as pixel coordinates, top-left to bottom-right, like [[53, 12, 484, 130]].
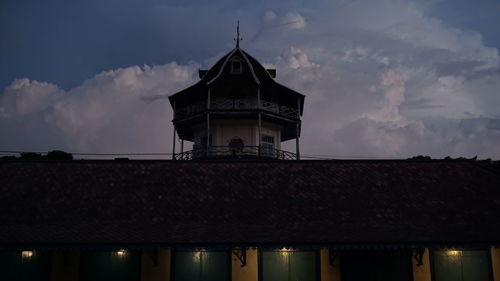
[[207, 47, 261, 86], [168, 47, 306, 106]]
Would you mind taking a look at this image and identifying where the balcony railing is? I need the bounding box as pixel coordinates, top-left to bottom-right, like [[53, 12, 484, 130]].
[[175, 98, 299, 120], [174, 146, 297, 160]]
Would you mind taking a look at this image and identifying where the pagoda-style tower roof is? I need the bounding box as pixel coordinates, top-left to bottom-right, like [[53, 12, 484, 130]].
[[168, 47, 304, 116], [169, 47, 305, 143]]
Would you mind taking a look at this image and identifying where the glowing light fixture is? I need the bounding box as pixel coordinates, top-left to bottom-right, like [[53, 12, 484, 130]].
[[22, 251, 34, 259], [116, 249, 127, 257], [193, 251, 202, 262], [280, 247, 293, 257], [447, 250, 461, 256]]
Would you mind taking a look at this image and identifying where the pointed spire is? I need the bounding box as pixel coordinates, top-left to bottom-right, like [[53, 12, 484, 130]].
[[234, 20, 242, 48]]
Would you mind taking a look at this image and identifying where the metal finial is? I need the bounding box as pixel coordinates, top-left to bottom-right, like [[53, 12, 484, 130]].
[[234, 20, 242, 48]]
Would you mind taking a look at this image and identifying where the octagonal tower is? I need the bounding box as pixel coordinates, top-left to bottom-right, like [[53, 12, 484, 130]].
[[168, 27, 304, 160]]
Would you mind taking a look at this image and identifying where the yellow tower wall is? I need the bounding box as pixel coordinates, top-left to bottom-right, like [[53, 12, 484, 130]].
[[193, 120, 282, 150]]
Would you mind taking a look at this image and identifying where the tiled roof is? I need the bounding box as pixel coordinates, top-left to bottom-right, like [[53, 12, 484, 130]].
[[0, 160, 499, 247]]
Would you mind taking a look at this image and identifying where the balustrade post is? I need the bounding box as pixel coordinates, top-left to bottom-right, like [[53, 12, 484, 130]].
[[172, 101, 176, 160], [207, 88, 211, 157], [257, 87, 262, 156], [296, 97, 301, 160]]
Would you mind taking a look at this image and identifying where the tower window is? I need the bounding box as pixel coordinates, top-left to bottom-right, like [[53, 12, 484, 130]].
[[261, 135, 275, 156], [230, 59, 243, 74]]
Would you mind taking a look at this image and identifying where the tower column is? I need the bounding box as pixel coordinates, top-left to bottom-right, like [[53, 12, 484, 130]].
[[296, 98, 301, 160], [207, 88, 211, 156], [172, 101, 176, 160], [257, 87, 262, 156]]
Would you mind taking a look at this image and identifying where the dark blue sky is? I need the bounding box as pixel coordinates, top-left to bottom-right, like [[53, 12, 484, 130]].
[[2, 0, 499, 90], [1, 0, 272, 89]]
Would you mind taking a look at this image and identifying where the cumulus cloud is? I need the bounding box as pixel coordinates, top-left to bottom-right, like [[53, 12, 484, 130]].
[[1, 0, 500, 159], [0, 63, 197, 154], [277, 47, 319, 70], [0, 79, 64, 118], [263, 11, 306, 30], [365, 69, 410, 126], [257, 0, 500, 159]]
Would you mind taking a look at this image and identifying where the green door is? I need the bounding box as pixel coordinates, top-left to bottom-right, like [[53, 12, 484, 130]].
[[341, 250, 411, 281], [80, 251, 140, 281], [0, 251, 50, 281], [432, 250, 492, 281], [261, 251, 317, 281], [173, 251, 230, 281]]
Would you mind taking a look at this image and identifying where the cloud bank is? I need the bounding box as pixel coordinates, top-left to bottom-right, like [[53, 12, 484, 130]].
[[1, 63, 197, 154], [1, 0, 500, 159]]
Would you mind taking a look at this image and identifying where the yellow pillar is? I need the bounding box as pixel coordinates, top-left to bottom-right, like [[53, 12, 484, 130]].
[[50, 250, 80, 281], [492, 247, 500, 281], [412, 249, 432, 281], [141, 249, 171, 281], [320, 249, 341, 281], [232, 249, 258, 281]]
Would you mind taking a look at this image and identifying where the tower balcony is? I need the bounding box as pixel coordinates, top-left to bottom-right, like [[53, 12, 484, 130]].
[[174, 98, 300, 121], [173, 146, 297, 160]]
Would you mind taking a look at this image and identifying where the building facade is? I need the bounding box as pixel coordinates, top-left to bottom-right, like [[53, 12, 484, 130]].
[[3, 247, 500, 281], [1, 160, 500, 281], [1, 37, 500, 281]]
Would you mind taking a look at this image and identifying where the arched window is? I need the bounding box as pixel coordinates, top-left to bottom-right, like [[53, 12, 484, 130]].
[[229, 137, 244, 153]]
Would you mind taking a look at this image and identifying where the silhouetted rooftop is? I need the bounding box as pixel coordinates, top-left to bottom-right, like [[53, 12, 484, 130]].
[[1, 160, 499, 249]]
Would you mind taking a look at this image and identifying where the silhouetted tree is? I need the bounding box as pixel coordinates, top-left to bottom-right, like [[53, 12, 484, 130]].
[[3, 150, 74, 160], [46, 150, 73, 160], [0, 156, 17, 160], [20, 152, 43, 160], [408, 155, 431, 160]]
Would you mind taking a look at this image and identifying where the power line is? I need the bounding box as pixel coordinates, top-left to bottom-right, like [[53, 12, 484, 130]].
[[1, 150, 405, 160], [0, 150, 173, 156], [72, 152, 172, 156], [300, 153, 404, 160]]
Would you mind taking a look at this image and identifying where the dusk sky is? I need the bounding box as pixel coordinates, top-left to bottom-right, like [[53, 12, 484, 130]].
[[1, 0, 500, 159]]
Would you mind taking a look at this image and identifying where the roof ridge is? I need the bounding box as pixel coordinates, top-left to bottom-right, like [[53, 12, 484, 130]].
[[237, 48, 261, 85], [207, 48, 261, 86], [207, 48, 239, 85]]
